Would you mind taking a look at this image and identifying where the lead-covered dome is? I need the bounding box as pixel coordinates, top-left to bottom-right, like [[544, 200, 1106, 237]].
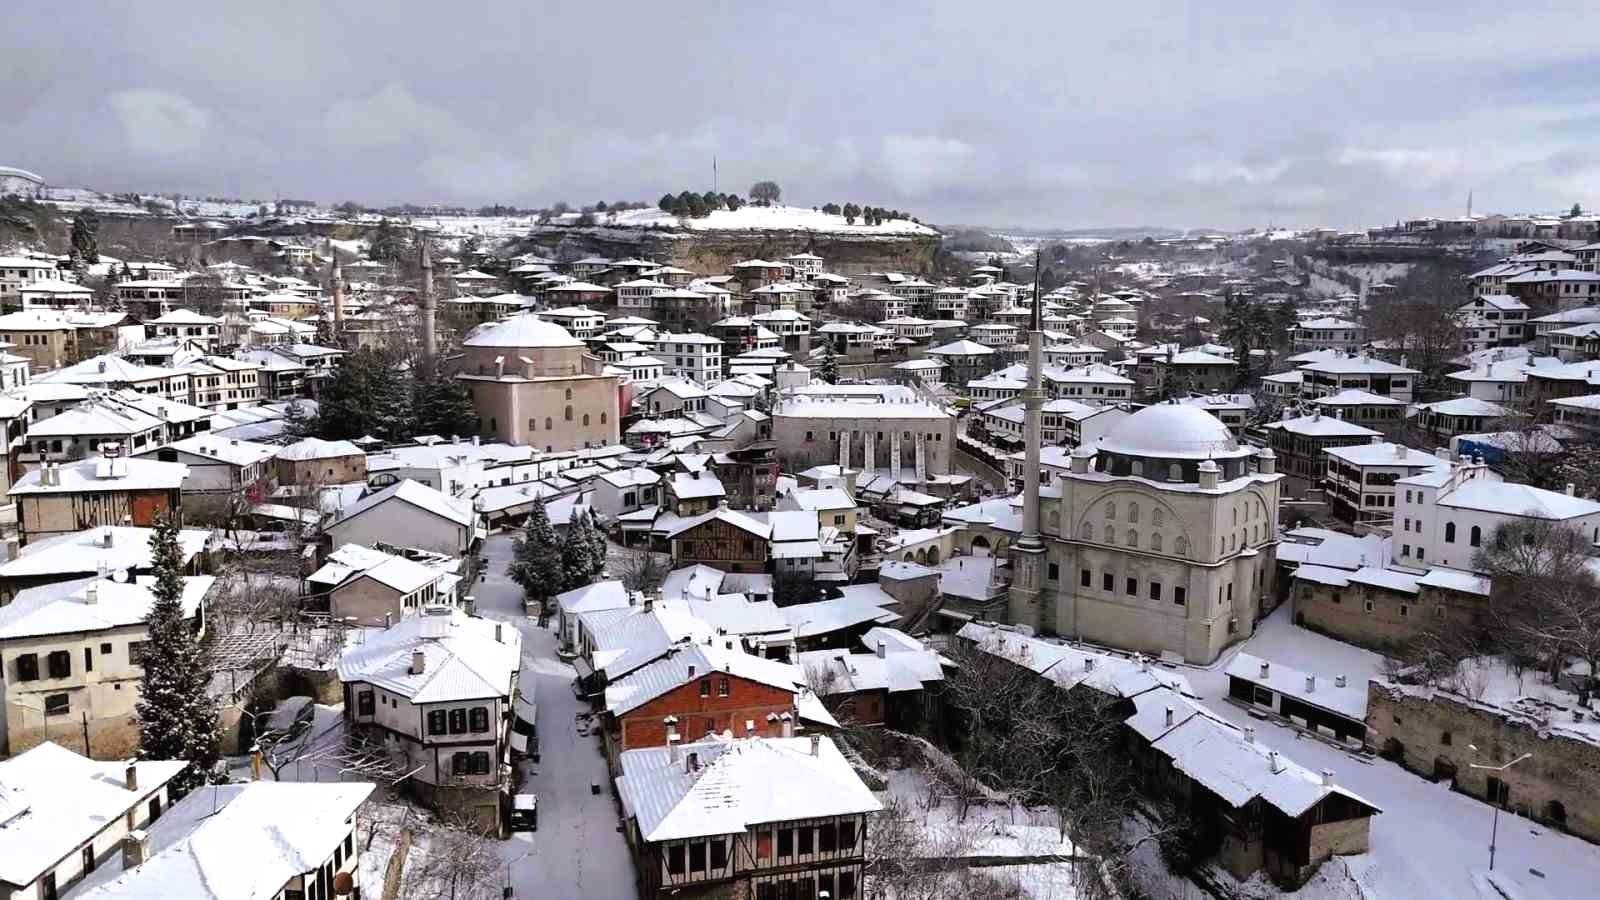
[[463, 313, 582, 349], [1097, 402, 1248, 460]]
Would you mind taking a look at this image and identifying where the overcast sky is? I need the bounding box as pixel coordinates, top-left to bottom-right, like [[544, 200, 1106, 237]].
[[4, 1, 1597, 230]]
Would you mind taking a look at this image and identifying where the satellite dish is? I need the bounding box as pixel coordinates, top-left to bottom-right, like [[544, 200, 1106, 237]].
[[332, 871, 354, 896], [112, 568, 130, 583]]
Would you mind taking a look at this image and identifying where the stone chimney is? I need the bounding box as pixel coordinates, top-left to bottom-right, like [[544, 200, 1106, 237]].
[[1256, 448, 1276, 475], [1268, 749, 1285, 773], [1335, 675, 1347, 688], [1305, 674, 1316, 693], [810, 733, 821, 756], [124, 762, 138, 792], [780, 712, 794, 738], [410, 650, 426, 675], [495, 623, 503, 643], [85, 581, 99, 605], [1244, 726, 1255, 744], [875, 640, 886, 659], [122, 830, 151, 870], [1259, 660, 1270, 678], [1321, 769, 1334, 786], [1164, 706, 1174, 727], [1567, 483, 1577, 496]]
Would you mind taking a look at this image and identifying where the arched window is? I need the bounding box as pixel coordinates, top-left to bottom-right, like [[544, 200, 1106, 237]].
[[601, 412, 607, 424], [1168, 463, 1182, 481], [1079, 523, 1093, 540], [1175, 537, 1188, 556], [1104, 501, 1116, 520], [1131, 460, 1144, 477], [1152, 508, 1164, 527], [545, 417, 553, 430], [1233, 507, 1239, 526], [1128, 502, 1140, 524], [1444, 522, 1456, 543], [1150, 533, 1163, 552], [1126, 529, 1138, 548], [528, 418, 536, 431], [582, 414, 591, 426], [1103, 525, 1115, 544], [564, 406, 574, 421], [565, 388, 573, 400], [1047, 510, 1060, 531]]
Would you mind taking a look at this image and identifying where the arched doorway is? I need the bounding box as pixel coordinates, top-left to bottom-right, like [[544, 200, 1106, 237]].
[[915, 548, 928, 565], [926, 546, 941, 566], [903, 553, 914, 562], [970, 535, 991, 557]]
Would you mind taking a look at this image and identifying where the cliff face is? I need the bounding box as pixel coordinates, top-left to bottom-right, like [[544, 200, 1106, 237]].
[[523, 226, 941, 276]]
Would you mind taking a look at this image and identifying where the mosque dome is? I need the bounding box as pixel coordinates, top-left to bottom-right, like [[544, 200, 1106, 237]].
[[1096, 402, 1246, 460], [463, 314, 582, 349]]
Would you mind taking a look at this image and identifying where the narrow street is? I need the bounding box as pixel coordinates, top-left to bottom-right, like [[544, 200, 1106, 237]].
[[471, 533, 639, 900]]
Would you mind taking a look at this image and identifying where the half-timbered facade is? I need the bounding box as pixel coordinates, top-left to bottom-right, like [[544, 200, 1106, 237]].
[[667, 506, 772, 574]]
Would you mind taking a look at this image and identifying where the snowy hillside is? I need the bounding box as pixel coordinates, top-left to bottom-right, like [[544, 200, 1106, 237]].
[[558, 204, 940, 236]]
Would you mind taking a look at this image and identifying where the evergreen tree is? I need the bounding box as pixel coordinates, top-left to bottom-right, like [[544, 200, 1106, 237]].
[[658, 193, 675, 212], [586, 510, 609, 580], [412, 364, 479, 438], [137, 515, 219, 797], [318, 348, 410, 440], [818, 343, 839, 384], [282, 399, 316, 439], [560, 508, 599, 591], [70, 212, 99, 263], [510, 503, 564, 609]]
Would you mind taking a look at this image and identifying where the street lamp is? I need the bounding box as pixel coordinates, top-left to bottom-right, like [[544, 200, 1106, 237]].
[[1467, 744, 1532, 871]]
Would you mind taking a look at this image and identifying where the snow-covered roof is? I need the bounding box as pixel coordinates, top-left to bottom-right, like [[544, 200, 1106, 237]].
[[926, 339, 994, 356], [780, 592, 899, 639], [669, 471, 727, 500], [0, 743, 190, 888], [1437, 479, 1600, 519], [306, 543, 442, 594], [1299, 356, 1420, 376], [958, 622, 1194, 698], [1324, 441, 1443, 467], [1415, 567, 1491, 596], [10, 456, 188, 495], [0, 574, 210, 639], [1225, 652, 1366, 720], [1095, 402, 1245, 459], [336, 479, 476, 529], [336, 607, 519, 702], [605, 643, 803, 716], [1262, 414, 1383, 438], [556, 580, 634, 616], [581, 602, 717, 681], [615, 734, 882, 842], [277, 437, 363, 460], [463, 313, 584, 349], [0, 526, 210, 579], [147, 434, 278, 467], [1309, 389, 1406, 407], [1275, 527, 1389, 571]]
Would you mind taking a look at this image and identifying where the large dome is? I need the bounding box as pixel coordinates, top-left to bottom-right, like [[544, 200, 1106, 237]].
[[463, 313, 582, 349], [1097, 402, 1245, 459]]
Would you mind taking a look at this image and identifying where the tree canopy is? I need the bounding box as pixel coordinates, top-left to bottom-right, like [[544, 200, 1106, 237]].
[[137, 515, 220, 796]]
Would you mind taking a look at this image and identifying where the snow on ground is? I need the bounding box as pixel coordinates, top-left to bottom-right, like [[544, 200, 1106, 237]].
[[1175, 603, 1600, 900], [473, 532, 639, 900], [566, 204, 940, 236]]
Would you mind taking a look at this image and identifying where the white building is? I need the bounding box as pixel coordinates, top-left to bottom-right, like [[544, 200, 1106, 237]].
[[0, 742, 187, 900], [657, 333, 725, 382], [1323, 440, 1444, 524], [1298, 355, 1420, 403], [1393, 460, 1600, 570], [337, 606, 520, 830], [73, 781, 375, 900], [1292, 317, 1366, 352], [325, 478, 482, 557], [1457, 295, 1529, 353]]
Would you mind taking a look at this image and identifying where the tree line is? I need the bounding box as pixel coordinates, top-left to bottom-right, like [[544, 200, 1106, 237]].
[[818, 202, 915, 226], [657, 190, 748, 218], [508, 500, 608, 613], [293, 348, 479, 443]]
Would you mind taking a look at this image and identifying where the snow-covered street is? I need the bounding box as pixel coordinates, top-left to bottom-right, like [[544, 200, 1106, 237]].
[[471, 532, 639, 900], [1182, 604, 1600, 900]]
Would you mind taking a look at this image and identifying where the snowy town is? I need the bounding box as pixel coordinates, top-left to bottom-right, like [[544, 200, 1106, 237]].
[[5, 7, 1600, 900]]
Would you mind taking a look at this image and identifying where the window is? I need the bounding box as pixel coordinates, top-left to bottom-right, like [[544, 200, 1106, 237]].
[[1365, 600, 1375, 612], [778, 827, 794, 857], [47, 650, 71, 679], [1400, 604, 1409, 617], [1332, 592, 1342, 604], [1047, 562, 1060, 581], [469, 707, 490, 732], [1102, 573, 1114, 591], [667, 844, 685, 874], [700, 678, 711, 697], [718, 677, 730, 697], [1174, 537, 1188, 556], [428, 710, 447, 734], [689, 841, 707, 872], [358, 691, 375, 716], [448, 708, 468, 734], [711, 837, 728, 869], [15, 652, 38, 682], [1174, 587, 1186, 606], [1103, 525, 1114, 544], [1445, 522, 1456, 543], [1126, 577, 1137, 596], [798, 827, 814, 854], [1470, 525, 1481, 547], [1441, 730, 1452, 746], [1402, 543, 1410, 557], [129, 641, 148, 665], [45, 693, 70, 715], [1128, 502, 1140, 523], [839, 871, 858, 899], [1226, 583, 1233, 604], [1150, 533, 1163, 552], [1150, 582, 1162, 601], [1104, 501, 1116, 520], [819, 822, 837, 852], [100, 642, 112, 654], [1080, 568, 1091, 587]]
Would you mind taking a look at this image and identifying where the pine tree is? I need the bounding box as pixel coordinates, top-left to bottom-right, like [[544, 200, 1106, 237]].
[[70, 212, 99, 264], [510, 502, 564, 609], [137, 515, 219, 797], [560, 508, 599, 591], [412, 364, 479, 438], [818, 343, 839, 384]]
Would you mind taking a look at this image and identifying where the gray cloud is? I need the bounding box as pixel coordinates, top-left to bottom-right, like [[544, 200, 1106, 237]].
[[3, 0, 1598, 230]]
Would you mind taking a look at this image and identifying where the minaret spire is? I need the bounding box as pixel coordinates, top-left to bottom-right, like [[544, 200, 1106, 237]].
[[1008, 250, 1048, 629], [329, 245, 345, 334], [419, 235, 437, 360]]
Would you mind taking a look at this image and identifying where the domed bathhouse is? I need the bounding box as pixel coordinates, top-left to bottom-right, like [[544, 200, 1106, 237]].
[[1007, 399, 1283, 664], [455, 313, 621, 452]]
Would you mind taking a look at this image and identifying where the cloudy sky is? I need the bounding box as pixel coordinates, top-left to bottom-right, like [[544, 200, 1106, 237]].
[[4, 1, 1597, 230]]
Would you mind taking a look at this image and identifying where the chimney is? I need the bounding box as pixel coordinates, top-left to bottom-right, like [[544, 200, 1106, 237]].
[[1321, 769, 1334, 786], [687, 664, 696, 679], [102, 529, 114, 548], [1244, 726, 1256, 744], [686, 751, 700, 773], [1259, 661, 1270, 678], [495, 623, 503, 643], [85, 581, 98, 604], [780, 712, 794, 738], [810, 733, 821, 756], [1434, 446, 1450, 461], [383, 612, 392, 629], [1305, 675, 1316, 693], [875, 640, 886, 659], [121, 830, 151, 870], [1084, 657, 1095, 671], [1335, 675, 1347, 688], [1268, 750, 1284, 773], [1567, 483, 1577, 496], [410, 649, 426, 675], [124, 762, 138, 792], [1164, 706, 1174, 727]]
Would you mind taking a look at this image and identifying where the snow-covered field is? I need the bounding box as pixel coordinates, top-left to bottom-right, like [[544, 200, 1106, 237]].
[[1178, 604, 1600, 900], [568, 204, 940, 236]]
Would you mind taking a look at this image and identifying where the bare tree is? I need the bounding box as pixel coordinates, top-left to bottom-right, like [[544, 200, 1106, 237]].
[[1475, 519, 1600, 684], [616, 548, 669, 594]]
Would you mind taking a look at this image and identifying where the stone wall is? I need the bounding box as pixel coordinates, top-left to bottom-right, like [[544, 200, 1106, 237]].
[[1293, 581, 1480, 653], [1366, 680, 1600, 843]]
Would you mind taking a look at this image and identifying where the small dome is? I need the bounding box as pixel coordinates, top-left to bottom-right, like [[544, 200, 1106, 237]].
[[1098, 403, 1245, 459], [463, 314, 582, 349]]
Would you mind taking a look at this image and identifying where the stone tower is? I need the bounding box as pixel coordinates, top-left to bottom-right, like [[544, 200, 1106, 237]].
[[1006, 274, 1047, 631], [420, 236, 437, 360]]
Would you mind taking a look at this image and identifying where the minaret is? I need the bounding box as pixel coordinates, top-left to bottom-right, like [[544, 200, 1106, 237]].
[[1007, 252, 1047, 630], [419, 236, 437, 360], [329, 247, 345, 332]]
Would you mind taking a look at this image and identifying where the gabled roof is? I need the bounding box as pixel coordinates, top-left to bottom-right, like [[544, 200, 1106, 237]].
[[615, 735, 881, 842], [306, 543, 442, 594], [605, 642, 803, 716], [336, 608, 519, 703], [0, 575, 211, 639], [10, 456, 188, 495], [335, 479, 476, 529]]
